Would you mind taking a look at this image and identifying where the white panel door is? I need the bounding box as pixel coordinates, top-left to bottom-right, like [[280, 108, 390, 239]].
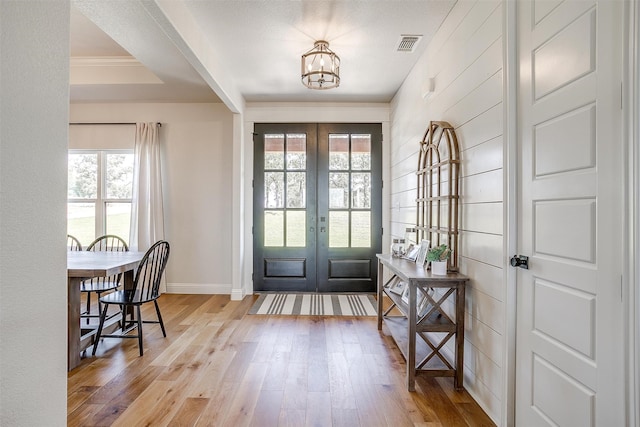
[[516, 1, 624, 425]]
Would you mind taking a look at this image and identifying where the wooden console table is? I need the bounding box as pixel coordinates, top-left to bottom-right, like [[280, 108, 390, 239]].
[[376, 254, 468, 391]]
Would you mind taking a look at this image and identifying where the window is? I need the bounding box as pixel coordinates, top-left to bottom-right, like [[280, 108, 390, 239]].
[[67, 150, 134, 245]]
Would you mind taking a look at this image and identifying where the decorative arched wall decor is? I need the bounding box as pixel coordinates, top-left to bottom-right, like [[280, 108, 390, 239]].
[[416, 121, 461, 271]]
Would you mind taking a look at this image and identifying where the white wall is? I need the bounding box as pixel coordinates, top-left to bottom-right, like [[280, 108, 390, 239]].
[[0, 2, 69, 425], [389, 0, 505, 422], [69, 103, 235, 294]]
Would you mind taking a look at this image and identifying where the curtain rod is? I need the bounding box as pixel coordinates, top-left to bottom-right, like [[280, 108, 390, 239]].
[[69, 122, 161, 127]]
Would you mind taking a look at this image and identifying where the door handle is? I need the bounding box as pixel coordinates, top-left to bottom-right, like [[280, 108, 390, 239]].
[[510, 255, 529, 269]]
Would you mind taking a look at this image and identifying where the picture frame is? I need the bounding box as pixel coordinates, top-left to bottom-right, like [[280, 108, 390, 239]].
[[417, 288, 434, 318], [415, 239, 430, 266], [389, 280, 406, 296], [401, 282, 410, 305], [404, 243, 419, 261]]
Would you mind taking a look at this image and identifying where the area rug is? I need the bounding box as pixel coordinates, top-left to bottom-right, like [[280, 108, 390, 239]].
[[248, 293, 377, 316]]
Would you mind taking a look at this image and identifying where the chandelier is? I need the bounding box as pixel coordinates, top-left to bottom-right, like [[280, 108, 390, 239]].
[[301, 40, 340, 90]]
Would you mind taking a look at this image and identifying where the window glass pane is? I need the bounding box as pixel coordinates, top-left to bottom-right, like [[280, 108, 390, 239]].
[[105, 153, 134, 199], [329, 172, 349, 209], [329, 211, 349, 247], [286, 172, 306, 208], [68, 153, 97, 199], [286, 134, 306, 170], [286, 211, 306, 247], [329, 134, 349, 170], [106, 202, 131, 243], [351, 211, 371, 247], [264, 211, 284, 247], [351, 134, 371, 170], [265, 134, 285, 169], [264, 172, 284, 208], [351, 172, 371, 209], [67, 202, 95, 245]]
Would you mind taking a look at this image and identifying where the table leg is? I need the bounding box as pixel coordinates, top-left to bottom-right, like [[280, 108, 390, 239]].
[[377, 260, 383, 330], [123, 269, 135, 319], [68, 277, 82, 371], [407, 282, 417, 391], [454, 283, 465, 390]]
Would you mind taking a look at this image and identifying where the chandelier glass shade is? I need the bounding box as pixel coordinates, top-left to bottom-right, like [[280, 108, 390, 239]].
[[301, 40, 340, 90]]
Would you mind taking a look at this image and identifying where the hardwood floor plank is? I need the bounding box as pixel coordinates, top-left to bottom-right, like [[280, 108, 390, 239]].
[[261, 359, 288, 391], [67, 385, 100, 414], [168, 397, 210, 426], [250, 389, 284, 427], [305, 391, 333, 427], [279, 408, 307, 427], [68, 294, 495, 427], [435, 378, 496, 427], [194, 380, 237, 426], [415, 376, 470, 426], [350, 381, 390, 426], [110, 379, 180, 426], [328, 353, 358, 410], [67, 403, 106, 427], [281, 361, 308, 410], [331, 408, 361, 427], [221, 362, 269, 426]]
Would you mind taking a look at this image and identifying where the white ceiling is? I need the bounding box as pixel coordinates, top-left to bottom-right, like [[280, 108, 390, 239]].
[[70, 0, 456, 105]]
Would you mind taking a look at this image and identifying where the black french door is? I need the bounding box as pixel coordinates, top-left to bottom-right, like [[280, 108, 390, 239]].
[[253, 123, 382, 293]]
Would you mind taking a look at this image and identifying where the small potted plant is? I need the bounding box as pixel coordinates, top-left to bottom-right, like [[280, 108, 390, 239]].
[[427, 244, 450, 275]]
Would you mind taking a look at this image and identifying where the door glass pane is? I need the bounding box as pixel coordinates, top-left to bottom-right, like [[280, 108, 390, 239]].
[[68, 153, 97, 198], [265, 134, 285, 169], [329, 134, 349, 170], [351, 172, 371, 209], [264, 172, 284, 208], [351, 211, 371, 247], [106, 202, 131, 242], [105, 153, 134, 199], [286, 172, 306, 208], [286, 211, 306, 247], [351, 134, 371, 170], [329, 172, 349, 209], [329, 211, 349, 247], [264, 210, 284, 246], [286, 134, 306, 170], [67, 202, 95, 245]]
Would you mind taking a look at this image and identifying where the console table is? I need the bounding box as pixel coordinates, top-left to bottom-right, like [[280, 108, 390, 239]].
[[377, 254, 468, 391]]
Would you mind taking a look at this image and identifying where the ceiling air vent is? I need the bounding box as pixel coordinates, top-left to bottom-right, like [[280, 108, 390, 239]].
[[396, 35, 423, 52]]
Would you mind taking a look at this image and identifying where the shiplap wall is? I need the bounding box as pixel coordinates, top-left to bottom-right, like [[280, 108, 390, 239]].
[[389, 0, 504, 422]]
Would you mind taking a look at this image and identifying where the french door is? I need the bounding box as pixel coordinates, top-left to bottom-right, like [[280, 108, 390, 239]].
[[253, 123, 382, 293]]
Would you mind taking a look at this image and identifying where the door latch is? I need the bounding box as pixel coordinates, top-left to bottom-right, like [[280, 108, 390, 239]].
[[510, 255, 529, 269]]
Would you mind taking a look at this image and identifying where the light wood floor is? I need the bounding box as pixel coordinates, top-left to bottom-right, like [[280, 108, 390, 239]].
[[68, 294, 495, 426]]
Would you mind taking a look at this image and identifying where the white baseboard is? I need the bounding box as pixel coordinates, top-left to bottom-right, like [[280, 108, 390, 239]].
[[165, 282, 232, 294], [230, 288, 245, 301]]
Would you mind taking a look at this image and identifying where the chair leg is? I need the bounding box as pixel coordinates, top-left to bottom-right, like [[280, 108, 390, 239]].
[[92, 303, 109, 356], [96, 292, 103, 321], [119, 304, 126, 332], [136, 305, 144, 356], [85, 292, 91, 324], [154, 300, 167, 337]]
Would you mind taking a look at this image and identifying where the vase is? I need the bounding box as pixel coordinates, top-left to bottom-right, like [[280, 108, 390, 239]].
[[431, 260, 447, 275]]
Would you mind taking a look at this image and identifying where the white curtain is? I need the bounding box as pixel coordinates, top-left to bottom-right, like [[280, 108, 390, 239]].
[[129, 122, 164, 252]]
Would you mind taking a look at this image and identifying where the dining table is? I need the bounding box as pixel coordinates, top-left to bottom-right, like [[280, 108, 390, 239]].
[[67, 250, 145, 370]]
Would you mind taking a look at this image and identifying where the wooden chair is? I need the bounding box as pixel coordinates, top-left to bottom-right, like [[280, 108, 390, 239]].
[[92, 240, 170, 356], [67, 234, 82, 251], [81, 235, 129, 323]]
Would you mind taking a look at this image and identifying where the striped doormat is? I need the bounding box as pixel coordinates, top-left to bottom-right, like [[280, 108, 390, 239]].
[[248, 293, 377, 316]]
